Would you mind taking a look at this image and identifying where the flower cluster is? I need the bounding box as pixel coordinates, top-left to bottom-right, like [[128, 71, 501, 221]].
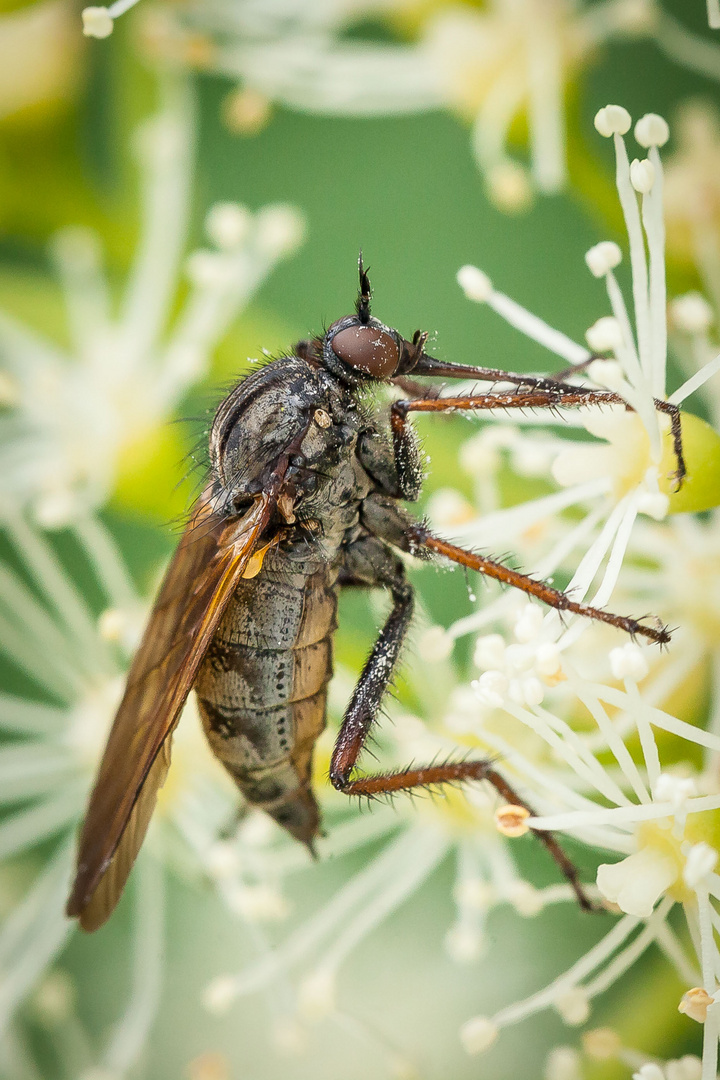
[[0, 75, 303, 528], [430, 106, 720, 1074], [81, 0, 720, 211]]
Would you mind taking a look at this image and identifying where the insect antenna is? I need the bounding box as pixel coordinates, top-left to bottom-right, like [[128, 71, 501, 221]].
[[357, 250, 372, 324]]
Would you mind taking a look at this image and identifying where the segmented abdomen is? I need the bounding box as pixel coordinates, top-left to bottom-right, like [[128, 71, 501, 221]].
[[194, 552, 338, 847]]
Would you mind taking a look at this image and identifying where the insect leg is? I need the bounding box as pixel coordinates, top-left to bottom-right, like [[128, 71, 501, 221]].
[[397, 362, 686, 486], [387, 387, 586, 505], [332, 531, 595, 910], [337, 759, 595, 911], [331, 537, 414, 787], [405, 522, 670, 645], [410, 354, 602, 397]]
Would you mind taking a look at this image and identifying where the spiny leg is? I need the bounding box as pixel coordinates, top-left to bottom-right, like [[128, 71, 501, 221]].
[[330, 534, 595, 910], [330, 537, 414, 785], [411, 354, 601, 397], [404, 358, 686, 487], [387, 395, 670, 645], [389, 387, 601, 503], [407, 525, 670, 646], [337, 760, 595, 912]]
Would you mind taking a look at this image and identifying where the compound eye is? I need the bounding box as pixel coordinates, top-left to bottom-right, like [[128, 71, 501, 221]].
[[331, 325, 399, 379]]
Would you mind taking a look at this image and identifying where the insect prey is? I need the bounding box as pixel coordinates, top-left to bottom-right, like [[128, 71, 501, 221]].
[[67, 257, 676, 931]]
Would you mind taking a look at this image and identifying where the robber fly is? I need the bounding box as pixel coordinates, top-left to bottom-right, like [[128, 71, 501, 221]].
[[67, 259, 677, 931]]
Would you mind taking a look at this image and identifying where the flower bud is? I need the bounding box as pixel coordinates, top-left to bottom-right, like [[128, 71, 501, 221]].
[[457, 265, 492, 302], [635, 113, 670, 148], [594, 105, 632, 137], [585, 242, 622, 278], [82, 6, 113, 37], [630, 158, 656, 194]]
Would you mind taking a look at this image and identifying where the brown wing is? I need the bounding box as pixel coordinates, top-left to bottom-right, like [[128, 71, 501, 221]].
[[67, 492, 275, 931]]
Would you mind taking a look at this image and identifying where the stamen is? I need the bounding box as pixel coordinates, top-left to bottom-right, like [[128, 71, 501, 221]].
[[210, 827, 442, 999], [312, 828, 448, 976], [570, 682, 650, 804], [51, 228, 111, 364], [99, 854, 164, 1077], [545, 1045, 582, 1080], [526, 8, 565, 192], [586, 315, 623, 352], [696, 885, 717, 992], [120, 77, 195, 366], [635, 114, 670, 150], [670, 293, 714, 335], [82, 7, 114, 38], [0, 787, 84, 861], [503, 700, 632, 808], [684, 844, 718, 890], [0, 841, 75, 1036], [594, 106, 632, 138], [679, 987, 714, 1023], [2, 511, 109, 670], [586, 240, 623, 277], [532, 794, 720, 833], [611, 119, 656, 404], [641, 139, 669, 398], [457, 266, 589, 363], [0, 693, 64, 737], [602, 269, 647, 401], [670, 353, 720, 405], [554, 987, 590, 1026], [595, 686, 720, 757], [460, 1016, 498, 1055], [74, 516, 138, 608], [490, 913, 641, 1028]]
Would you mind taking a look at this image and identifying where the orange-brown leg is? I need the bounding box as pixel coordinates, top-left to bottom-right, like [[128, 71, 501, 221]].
[[331, 751, 595, 911], [384, 391, 670, 645], [392, 370, 686, 488], [407, 527, 670, 646], [331, 538, 596, 911]]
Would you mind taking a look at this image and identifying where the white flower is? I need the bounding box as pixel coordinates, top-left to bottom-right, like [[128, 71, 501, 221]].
[[0, 77, 303, 527], [596, 847, 678, 917], [451, 106, 720, 671], [406, 104, 720, 1076], [147, 0, 720, 208]]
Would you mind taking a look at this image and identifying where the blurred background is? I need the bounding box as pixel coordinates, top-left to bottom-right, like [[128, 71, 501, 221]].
[[0, 1, 718, 1078]]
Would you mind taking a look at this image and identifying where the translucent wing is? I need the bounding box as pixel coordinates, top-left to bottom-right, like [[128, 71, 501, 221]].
[[67, 492, 274, 931]]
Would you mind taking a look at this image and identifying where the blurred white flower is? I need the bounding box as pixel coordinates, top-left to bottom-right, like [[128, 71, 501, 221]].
[[0, 75, 304, 528], [542, 1028, 703, 1079], [0, 0, 79, 120], [140, 0, 720, 208], [421, 105, 720, 1077]]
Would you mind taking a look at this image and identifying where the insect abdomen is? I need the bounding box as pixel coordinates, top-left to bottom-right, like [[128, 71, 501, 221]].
[[194, 554, 338, 847]]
